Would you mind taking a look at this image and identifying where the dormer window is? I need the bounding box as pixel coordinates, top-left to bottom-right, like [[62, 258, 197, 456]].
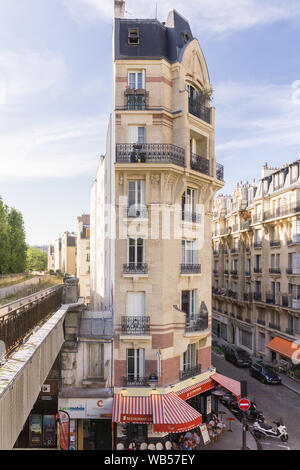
[[128, 28, 139, 45]]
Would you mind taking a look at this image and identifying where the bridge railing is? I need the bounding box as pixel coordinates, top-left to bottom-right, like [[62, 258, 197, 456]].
[[0, 285, 63, 355]]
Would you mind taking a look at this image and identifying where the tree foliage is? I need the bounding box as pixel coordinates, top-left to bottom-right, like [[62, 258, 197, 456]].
[[26, 247, 47, 271], [0, 196, 27, 274]]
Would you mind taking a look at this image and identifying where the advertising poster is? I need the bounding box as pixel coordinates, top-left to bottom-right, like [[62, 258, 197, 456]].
[[43, 415, 56, 447], [58, 410, 70, 450], [206, 395, 212, 415], [29, 415, 42, 447], [199, 423, 211, 446]]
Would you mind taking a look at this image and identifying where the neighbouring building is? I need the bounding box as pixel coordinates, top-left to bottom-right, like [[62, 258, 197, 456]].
[[54, 238, 62, 272], [61, 232, 77, 277], [47, 245, 55, 272], [77, 214, 91, 304], [90, 1, 240, 448], [212, 159, 300, 379]]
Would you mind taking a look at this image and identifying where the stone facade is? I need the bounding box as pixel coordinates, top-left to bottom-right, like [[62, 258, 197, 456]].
[[212, 159, 300, 362], [76, 214, 91, 303]]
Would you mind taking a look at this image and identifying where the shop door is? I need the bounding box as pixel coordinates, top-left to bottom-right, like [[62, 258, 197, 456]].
[[95, 420, 112, 450]]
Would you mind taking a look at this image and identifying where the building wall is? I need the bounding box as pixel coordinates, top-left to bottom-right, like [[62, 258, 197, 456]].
[[61, 232, 77, 276], [77, 214, 91, 303]]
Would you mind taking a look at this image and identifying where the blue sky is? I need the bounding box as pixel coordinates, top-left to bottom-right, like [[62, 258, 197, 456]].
[[0, 0, 300, 245]]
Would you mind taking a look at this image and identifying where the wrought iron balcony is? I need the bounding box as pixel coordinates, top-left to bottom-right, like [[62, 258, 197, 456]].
[[257, 318, 265, 325], [254, 293, 262, 302], [231, 270, 238, 276], [122, 376, 149, 387], [241, 221, 251, 231], [269, 268, 281, 275], [265, 293, 276, 304], [245, 318, 252, 324], [231, 248, 238, 254], [254, 267, 262, 274], [270, 240, 281, 247], [263, 200, 300, 221], [116, 143, 185, 167], [269, 322, 281, 331], [254, 241, 262, 248], [185, 315, 209, 333], [181, 264, 201, 274], [286, 268, 300, 275], [188, 97, 211, 123], [190, 153, 209, 175], [123, 263, 148, 275], [213, 269, 219, 275], [180, 364, 202, 381], [121, 316, 150, 335], [287, 236, 300, 245], [124, 89, 149, 110]]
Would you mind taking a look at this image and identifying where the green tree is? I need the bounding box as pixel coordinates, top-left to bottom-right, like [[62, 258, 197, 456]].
[[26, 247, 47, 271], [8, 208, 27, 273], [0, 197, 10, 274]]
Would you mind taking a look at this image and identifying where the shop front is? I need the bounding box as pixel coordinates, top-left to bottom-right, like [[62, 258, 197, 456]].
[[58, 396, 113, 450], [267, 336, 300, 381], [212, 313, 228, 342]]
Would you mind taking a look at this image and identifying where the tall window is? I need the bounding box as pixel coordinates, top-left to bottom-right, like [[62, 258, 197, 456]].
[[128, 238, 145, 266], [128, 180, 146, 217], [183, 344, 197, 371], [182, 188, 198, 221], [128, 126, 146, 144], [127, 349, 145, 382], [182, 240, 198, 265], [87, 343, 104, 379], [127, 292, 145, 317], [128, 71, 144, 89], [181, 290, 197, 318]]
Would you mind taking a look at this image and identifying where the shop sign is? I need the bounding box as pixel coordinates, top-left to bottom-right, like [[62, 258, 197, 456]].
[[58, 398, 113, 419], [86, 398, 113, 419], [206, 396, 212, 415], [199, 424, 210, 445], [120, 415, 152, 424]]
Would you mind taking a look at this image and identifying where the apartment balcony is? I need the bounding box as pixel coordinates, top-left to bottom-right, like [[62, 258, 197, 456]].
[[216, 163, 224, 182], [254, 241, 262, 248], [245, 318, 252, 324], [269, 322, 281, 331], [257, 318, 266, 325], [116, 143, 185, 167], [121, 316, 150, 335], [123, 88, 149, 110], [245, 246, 251, 252], [190, 152, 209, 176], [254, 267, 262, 274], [122, 376, 151, 387], [269, 268, 281, 275], [185, 315, 209, 333], [270, 240, 281, 247], [230, 270, 238, 277], [180, 364, 202, 381], [263, 200, 300, 221], [252, 214, 263, 224], [224, 269, 229, 275], [254, 293, 262, 302], [265, 293, 276, 305], [287, 236, 300, 246], [213, 269, 219, 276], [286, 328, 294, 335], [188, 97, 211, 124], [181, 264, 201, 274], [241, 220, 251, 231], [123, 263, 148, 275], [231, 248, 238, 255], [286, 268, 300, 276]]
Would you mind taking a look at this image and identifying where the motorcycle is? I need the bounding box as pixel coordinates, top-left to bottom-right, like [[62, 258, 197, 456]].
[[253, 419, 288, 442], [246, 401, 265, 423], [220, 394, 264, 423]]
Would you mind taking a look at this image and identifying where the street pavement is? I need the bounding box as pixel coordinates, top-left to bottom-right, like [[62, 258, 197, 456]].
[[212, 351, 300, 450]]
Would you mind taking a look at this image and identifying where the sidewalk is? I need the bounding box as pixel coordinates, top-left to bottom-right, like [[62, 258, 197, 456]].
[[202, 404, 257, 451], [212, 335, 300, 396]]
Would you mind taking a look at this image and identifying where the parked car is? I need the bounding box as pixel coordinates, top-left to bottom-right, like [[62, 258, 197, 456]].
[[224, 345, 252, 367], [250, 362, 282, 384]]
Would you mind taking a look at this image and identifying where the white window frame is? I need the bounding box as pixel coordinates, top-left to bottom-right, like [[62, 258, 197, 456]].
[[128, 70, 145, 89]]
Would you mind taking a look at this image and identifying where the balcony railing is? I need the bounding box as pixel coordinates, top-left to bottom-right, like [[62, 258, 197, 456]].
[[231, 248, 238, 254], [123, 376, 150, 387], [190, 153, 209, 175], [116, 143, 185, 167], [263, 200, 300, 221], [181, 264, 201, 274], [254, 241, 262, 248], [123, 263, 148, 275], [185, 315, 209, 333], [254, 267, 262, 274], [287, 236, 300, 246], [269, 322, 281, 331], [241, 221, 251, 231], [265, 293, 276, 304], [270, 240, 281, 247], [243, 293, 252, 302], [254, 293, 262, 302], [124, 89, 149, 110], [286, 268, 300, 275], [237, 314, 243, 321], [121, 316, 150, 335], [216, 163, 224, 181], [286, 328, 294, 335], [188, 97, 211, 123], [269, 267, 281, 275], [180, 364, 202, 381], [257, 318, 265, 325], [231, 270, 238, 276]]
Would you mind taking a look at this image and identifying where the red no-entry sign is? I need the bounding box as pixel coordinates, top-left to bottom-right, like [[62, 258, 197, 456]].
[[238, 398, 251, 411]]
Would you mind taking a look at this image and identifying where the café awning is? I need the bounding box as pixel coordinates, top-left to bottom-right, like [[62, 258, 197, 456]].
[[151, 392, 202, 433], [211, 372, 241, 400], [177, 378, 215, 401], [112, 394, 152, 424], [266, 336, 296, 360]]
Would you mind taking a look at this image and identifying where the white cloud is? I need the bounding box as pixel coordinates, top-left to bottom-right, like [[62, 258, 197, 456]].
[[0, 115, 108, 181], [64, 0, 300, 35], [0, 50, 68, 103], [214, 80, 300, 152]]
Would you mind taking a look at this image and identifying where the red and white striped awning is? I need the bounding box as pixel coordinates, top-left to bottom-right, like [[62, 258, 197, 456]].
[[151, 392, 202, 433], [113, 395, 153, 424], [211, 373, 241, 400], [177, 378, 215, 401]]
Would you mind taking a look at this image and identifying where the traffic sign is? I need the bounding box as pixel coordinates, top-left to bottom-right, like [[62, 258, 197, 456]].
[[239, 398, 251, 411], [238, 398, 251, 411]]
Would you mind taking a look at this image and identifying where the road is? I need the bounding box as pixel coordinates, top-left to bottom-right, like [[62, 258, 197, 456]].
[[212, 352, 300, 450]]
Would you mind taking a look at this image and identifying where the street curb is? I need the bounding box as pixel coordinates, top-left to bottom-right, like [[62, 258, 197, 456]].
[[281, 381, 300, 396]]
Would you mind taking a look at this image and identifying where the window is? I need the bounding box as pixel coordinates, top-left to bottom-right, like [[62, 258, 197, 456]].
[[128, 180, 146, 217], [181, 290, 197, 318], [127, 349, 145, 382], [129, 126, 146, 144], [182, 240, 198, 265], [258, 333, 265, 352], [182, 188, 198, 221], [87, 343, 104, 379], [127, 292, 145, 317], [86, 253, 90, 262], [128, 71, 144, 89], [183, 344, 197, 371], [128, 238, 145, 265], [128, 28, 139, 45]]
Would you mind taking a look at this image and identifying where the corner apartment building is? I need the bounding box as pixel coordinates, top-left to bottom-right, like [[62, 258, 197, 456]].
[[212, 159, 300, 369], [77, 214, 91, 303], [90, 1, 242, 447], [61, 232, 77, 276]]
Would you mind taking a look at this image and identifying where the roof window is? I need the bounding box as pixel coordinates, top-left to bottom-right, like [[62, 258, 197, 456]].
[[128, 28, 140, 45]]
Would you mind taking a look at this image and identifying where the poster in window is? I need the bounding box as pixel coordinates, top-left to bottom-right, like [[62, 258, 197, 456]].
[[206, 395, 212, 415], [43, 415, 56, 447], [29, 415, 42, 447]]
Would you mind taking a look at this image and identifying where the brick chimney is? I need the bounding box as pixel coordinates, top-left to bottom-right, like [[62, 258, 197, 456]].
[[114, 0, 125, 18]]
